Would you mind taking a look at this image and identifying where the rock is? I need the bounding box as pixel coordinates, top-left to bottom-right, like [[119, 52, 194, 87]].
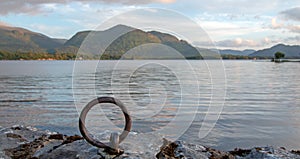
[[48, 134, 64, 140], [6, 133, 27, 142], [39, 140, 106, 159], [62, 135, 83, 144], [1, 125, 300, 159], [156, 139, 178, 158], [206, 147, 235, 159], [0, 126, 87, 159], [5, 135, 48, 159], [156, 138, 209, 159], [229, 148, 251, 157], [155, 139, 300, 159], [292, 150, 300, 156], [11, 125, 21, 130], [232, 146, 300, 159]]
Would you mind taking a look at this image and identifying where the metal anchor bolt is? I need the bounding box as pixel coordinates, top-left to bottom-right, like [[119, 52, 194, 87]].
[[79, 97, 132, 157]]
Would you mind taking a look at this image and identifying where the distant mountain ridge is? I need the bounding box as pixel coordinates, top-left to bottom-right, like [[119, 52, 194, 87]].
[[249, 44, 300, 58], [50, 24, 202, 59], [0, 25, 65, 53], [214, 49, 256, 56], [202, 48, 256, 56], [0, 24, 201, 59], [63, 31, 90, 47], [1, 24, 300, 59]]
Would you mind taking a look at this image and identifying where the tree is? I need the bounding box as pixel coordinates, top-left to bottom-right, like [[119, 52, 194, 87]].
[[274, 52, 285, 60]]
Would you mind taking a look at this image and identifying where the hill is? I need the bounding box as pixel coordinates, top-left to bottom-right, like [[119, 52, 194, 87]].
[[0, 25, 64, 53], [0, 24, 202, 59], [249, 44, 300, 58], [218, 49, 256, 56], [62, 25, 201, 59]]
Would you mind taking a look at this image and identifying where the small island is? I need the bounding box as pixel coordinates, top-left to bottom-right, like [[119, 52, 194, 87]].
[[271, 51, 300, 63]]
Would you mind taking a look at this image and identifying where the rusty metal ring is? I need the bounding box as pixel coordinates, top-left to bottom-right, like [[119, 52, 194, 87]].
[[79, 97, 132, 149]]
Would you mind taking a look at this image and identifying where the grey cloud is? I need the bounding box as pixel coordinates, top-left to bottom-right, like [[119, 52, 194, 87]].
[[216, 40, 240, 48], [0, 1, 43, 15], [1, 0, 292, 15], [215, 39, 258, 48], [270, 7, 300, 34], [287, 25, 300, 33], [285, 36, 300, 42], [0, 0, 172, 15], [194, 37, 275, 49], [277, 25, 300, 34], [0, 0, 297, 15], [193, 39, 248, 48], [280, 7, 300, 21]]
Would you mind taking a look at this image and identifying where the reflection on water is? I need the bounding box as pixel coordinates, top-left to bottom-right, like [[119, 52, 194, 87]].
[[0, 60, 300, 151]]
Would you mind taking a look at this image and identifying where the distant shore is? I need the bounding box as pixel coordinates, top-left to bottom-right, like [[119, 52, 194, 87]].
[[273, 59, 300, 63]]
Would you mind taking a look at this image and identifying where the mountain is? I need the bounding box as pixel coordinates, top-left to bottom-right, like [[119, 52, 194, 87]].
[[52, 38, 67, 45], [249, 44, 300, 58], [63, 31, 90, 47], [2, 24, 300, 60], [62, 24, 201, 59], [0, 25, 64, 53], [0, 24, 201, 59], [218, 49, 256, 55]]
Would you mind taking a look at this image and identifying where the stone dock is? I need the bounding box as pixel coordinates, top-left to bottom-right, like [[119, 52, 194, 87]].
[[1, 125, 300, 159]]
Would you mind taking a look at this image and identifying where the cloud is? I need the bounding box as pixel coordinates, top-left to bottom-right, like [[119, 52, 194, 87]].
[[280, 7, 300, 21], [288, 25, 300, 33], [173, 0, 283, 15], [0, 21, 11, 26], [270, 7, 300, 34], [214, 37, 278, 49], [0, 0, 175, 15], [0, 1, 43, 15], [271, 18, 283, 29], [29, 23, 68, 38], [216, 38, 258, 48], [155, 0, 176, 3], [194, 14, 266, 41], [194, 37, 277, 49], [1, 0, 295, 15], [284, 35, 300, 43]]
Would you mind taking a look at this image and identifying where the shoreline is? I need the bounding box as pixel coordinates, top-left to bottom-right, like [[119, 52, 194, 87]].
[[1, 125, 300, 159]]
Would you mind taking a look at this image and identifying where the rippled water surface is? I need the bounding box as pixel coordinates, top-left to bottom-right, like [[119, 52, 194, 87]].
[[0, 60, 299, 151]]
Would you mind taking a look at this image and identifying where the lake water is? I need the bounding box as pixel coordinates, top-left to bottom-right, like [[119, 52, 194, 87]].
[[0, 60, 299, 151]]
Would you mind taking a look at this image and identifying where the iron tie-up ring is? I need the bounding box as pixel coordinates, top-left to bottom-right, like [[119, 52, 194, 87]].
[[79, 97, 132, 153]]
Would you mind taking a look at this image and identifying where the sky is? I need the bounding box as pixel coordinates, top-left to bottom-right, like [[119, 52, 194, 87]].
[[0, 0, 299, 50]]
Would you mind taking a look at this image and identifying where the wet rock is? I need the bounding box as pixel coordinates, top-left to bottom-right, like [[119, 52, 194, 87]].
[[32, 139, 62, 158], [11, 125, 21, 130], [155, 139, 300, 159], [233, 146, 300, 159], [156, 138, 209, 159], [229, 148, 251, 157], [206, 147, 235, 159], [6, 133, 27, 142], [5, 135, 48, 159], [292, 150, 300, 156], [62, 135, 83, 144], [0, 126, 86, 159], [48, 134, 64, 140], [38, 140, 100, 159], [156, 139, 177, 158], [1, 125, 300, 159]]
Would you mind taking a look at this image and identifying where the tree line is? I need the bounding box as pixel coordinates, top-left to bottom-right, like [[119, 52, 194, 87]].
[[0, 50, 278, 60], [0, 51, 76, 60]]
